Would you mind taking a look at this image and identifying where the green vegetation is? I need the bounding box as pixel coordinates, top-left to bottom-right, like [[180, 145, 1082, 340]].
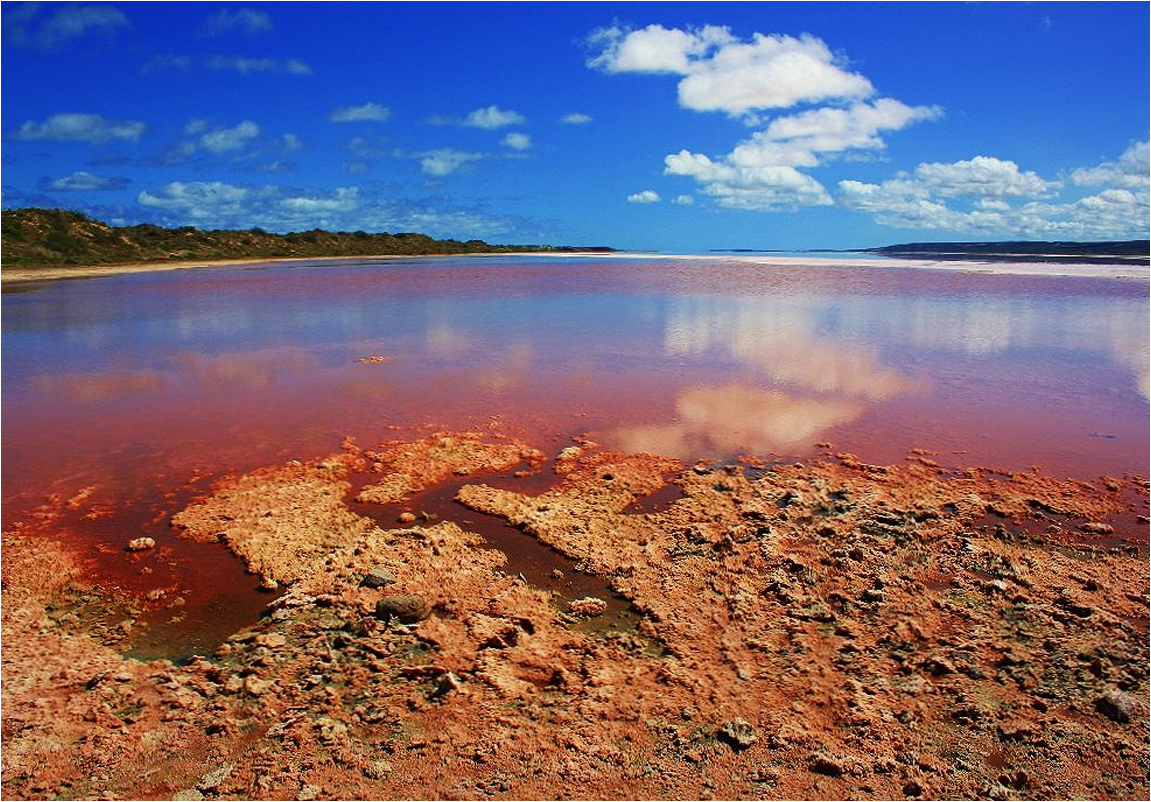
[[0, 208, 612, 269]]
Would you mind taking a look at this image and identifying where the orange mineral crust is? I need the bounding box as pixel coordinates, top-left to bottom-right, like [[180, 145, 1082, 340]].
[[3, 433, 1147, 800]]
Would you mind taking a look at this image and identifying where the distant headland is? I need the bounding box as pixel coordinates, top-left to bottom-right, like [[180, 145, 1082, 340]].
[[0, 208, 615, 270]]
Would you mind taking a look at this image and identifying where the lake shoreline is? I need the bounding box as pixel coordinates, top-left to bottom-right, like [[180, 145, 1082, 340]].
[[3, 250, 1148, 285], [3, 431, 1147, 800]]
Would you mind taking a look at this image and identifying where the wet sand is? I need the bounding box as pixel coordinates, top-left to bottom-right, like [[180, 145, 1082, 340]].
[[3, 430, 1147, 800]]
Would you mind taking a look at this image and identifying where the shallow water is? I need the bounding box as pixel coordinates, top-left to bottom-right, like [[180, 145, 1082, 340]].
[[3, 255, 1147, 658]]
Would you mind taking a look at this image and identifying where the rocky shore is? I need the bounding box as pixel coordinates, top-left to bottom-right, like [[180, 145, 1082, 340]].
[[2, 431, 1147, 800]]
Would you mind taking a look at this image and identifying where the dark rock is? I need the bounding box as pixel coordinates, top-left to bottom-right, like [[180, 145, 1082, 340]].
[[375, 593, 431, 624], [1095, 690, 1138, 723]]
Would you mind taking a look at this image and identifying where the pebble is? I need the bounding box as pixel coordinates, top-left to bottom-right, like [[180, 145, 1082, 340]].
[[125, 537, 155, 552], [360, 567, 398, 589], [567, 597, 608, 617], [718, 718, 758, 751], [397, 512, 417, 524], [375, 593, 431, 624]]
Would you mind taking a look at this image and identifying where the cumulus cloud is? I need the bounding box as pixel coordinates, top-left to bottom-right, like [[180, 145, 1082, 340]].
[[463, 105, 525, 129], [1071, 141, 1150, 192], [561, 113, 593, 125], [589, 25, 939, 212], [42, 170, 128, 191], [501, 132, 532, 150], [8, 113, 145, 144], [589, 25, 872, 116], [662, 98, 941, 210], [3, 3, 129, 50], [138, 181, 251, 220], [419, 148, 484, 176], [912, 156, 1058, 198], [330, 102, 391, 123], [200, 7, 273, 36], [838, 144, 1151, 239], [672, 194, 695, 205], [627, 190, 661, 204]]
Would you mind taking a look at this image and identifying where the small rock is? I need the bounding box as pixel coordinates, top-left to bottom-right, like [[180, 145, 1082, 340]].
[[431, 671, 463, 699], [550, 569, 564, 579], [360, 567, 398, 589], [243, 675, 270, 696], [718, 718, 758, 751], [567, 597, 608, 617], [1081, 521, 1114, 534], [258, 575, 278, 592], [397, 512, 417, 524], [363, 759, 393, 780], [126, 537, 156, 552], [1095, 690, 1138, 723], [254, 633, 287, 649], [809, 751, 844, 777], [196, 765, 233, 793], [375, 593, 431, 624]]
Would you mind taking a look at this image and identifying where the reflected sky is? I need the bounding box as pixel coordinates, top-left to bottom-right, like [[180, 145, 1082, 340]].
[[3, 256, 1148, 518]]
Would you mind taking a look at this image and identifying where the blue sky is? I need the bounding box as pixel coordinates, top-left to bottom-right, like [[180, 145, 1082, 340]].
[[2, 1, 1148, 251]]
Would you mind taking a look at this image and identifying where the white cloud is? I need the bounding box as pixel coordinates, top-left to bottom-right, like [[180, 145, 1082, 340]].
[[44, 171, 128, 191], [589, 23, 734, 75], [561, 113, 593, 125], [590, 26, 939, 213], [590, 26, 872, 116], [501, 132, 532, 150], [664, 149, 833, 209], [207, 56, 312, 75], [132, 180, 530, 240], [198, 120, 260, 153], [201, 8, 273, 36], [138, 181, 251, 220], [47, 171, 124, 191], [838, 144, 1151, 239], [8, 112, 145, 144], [420, 148, 484, 176], [463, 105, 525, 129], [280, 187, 359, 214], [330, 102, 391, 123], [4, 3, 129, 50], [279, 133, 303, 153], [913, 156, 1058, 198], [672, 194, 695, 205], [627, 190, 661, 204], [1071, 141, 1150, 192]]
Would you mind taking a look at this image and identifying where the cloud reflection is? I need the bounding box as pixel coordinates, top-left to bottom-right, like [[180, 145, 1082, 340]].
[[607, 384, 863, 457], [604, 295, 921, 458], [32, 369, 166, 403]]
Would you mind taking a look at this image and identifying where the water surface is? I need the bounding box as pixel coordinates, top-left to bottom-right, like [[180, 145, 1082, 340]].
[[3, 255, 1147, 657]]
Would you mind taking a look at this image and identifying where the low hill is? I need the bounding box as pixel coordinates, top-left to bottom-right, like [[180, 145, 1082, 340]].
[[864, 240, 1149, 265], [0, 208, 610, 268]]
